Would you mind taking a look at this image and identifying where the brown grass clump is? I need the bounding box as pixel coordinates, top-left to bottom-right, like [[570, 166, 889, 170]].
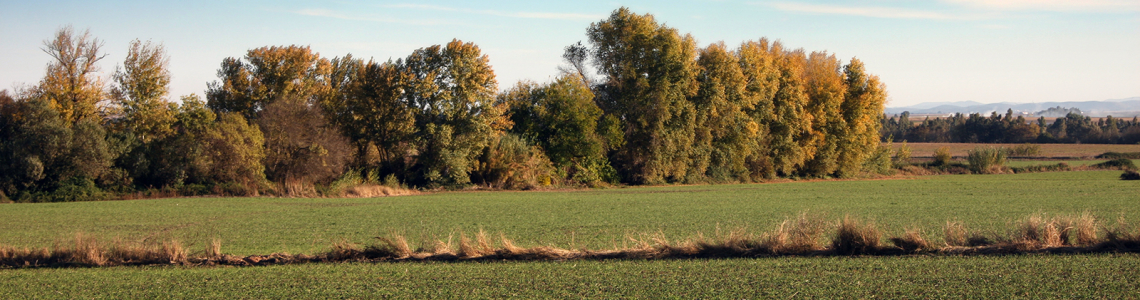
[[1075, 212, 1098, 246], [205, 238, 222, 260], [831, 216, 881, 255], [1015, 213, 1074, 247], [1101, 215, 1140, 251], [890, 229, 931, 253], [339, 184, 417, 198], [764, 212, 828, 254], [943, 221, 968, 247]]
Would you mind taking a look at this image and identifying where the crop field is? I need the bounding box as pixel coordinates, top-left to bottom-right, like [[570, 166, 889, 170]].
[[1, 170, 1139, 297], [895, 142, 1140, 158], [2, 254, 1138, 298]]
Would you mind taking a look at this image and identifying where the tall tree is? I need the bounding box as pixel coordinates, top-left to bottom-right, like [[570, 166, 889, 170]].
[[800, 51, 847, 177], [33, 26, 107, 125], [588, 7, 700, 184], [693, 42, 759, 182], [837, 58, 887, 177], [324, 58, 416, 173], [401, 39, 504, 186], [110, 39, 176, 143]]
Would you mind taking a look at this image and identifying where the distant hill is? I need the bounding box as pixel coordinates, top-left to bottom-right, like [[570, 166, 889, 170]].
[[886, 97, 1140, 117]]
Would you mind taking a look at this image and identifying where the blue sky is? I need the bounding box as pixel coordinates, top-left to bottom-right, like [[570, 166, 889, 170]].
[[1, 0, 1137, 107]]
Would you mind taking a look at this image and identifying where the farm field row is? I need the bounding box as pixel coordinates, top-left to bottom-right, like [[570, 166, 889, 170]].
[[1, 254, 1137, 298]]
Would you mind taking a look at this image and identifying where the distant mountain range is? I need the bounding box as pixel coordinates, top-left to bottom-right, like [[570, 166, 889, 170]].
[[885, 97, 1140, 117]]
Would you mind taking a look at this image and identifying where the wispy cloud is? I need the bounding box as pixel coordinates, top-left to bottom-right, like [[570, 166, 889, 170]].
[[385, 4, 604, 21], [294, 8, 453, 26], [764, 2, 975, 20], [944, 0, 1140, 12]]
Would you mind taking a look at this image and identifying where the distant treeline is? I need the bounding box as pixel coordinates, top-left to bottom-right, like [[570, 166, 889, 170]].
[[882, 110, 1140, 144], [0, 8, 889, 202]]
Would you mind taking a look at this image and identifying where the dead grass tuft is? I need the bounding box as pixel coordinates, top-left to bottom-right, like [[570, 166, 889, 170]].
[[944, 221, 968, 247], [832, 216, 881, 255], [765, 212, 828, 254], [890, 228, 931, 253], [1076, 212, 1098, 246]]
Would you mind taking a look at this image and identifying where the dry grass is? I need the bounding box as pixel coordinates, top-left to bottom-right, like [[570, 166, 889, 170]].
[[4, 213, 1140, 268], [832, 216, 882, 255], [943, 221, 969, 247], [338, 184, 417, 198], [890, 229, 931, 253]]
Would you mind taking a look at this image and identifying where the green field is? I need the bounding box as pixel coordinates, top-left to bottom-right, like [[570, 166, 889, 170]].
[[1, 170, 1137, 255], [1, 170, 1139, 297], [2, 254, 1138, 298]]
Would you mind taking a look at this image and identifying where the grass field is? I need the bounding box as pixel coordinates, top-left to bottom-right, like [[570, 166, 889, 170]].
[[895, 142, 1140, 158], [2, 254, 1138, 298], [1, 170, 1138, 297], [0, 171, 1136, 255]]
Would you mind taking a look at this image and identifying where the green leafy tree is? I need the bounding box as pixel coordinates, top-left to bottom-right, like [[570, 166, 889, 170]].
[[110, 39, 176, 143], [502, 74, 616, 185], [401, 39, 503, 187], [693, 42, 760, 182], [588, 7, 700, 184], [324, 58, 416, 174]]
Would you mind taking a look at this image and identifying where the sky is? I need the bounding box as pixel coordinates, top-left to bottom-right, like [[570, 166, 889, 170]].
[[1, 0, 1137, 107]]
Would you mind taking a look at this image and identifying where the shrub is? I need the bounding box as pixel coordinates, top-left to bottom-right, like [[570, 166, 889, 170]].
[[892, 142, 911, 168], [1006, 143, 1041, 157], [933, 147, 952, 166], [476, 134, 556, 189], [1096, 152, 1140, 159], [1010, 162, 1070, 174], [1122, 170, 1140, 180], [967, 146, 1006, 174], [863, 144, 893, 175], [1092, 158, 1137, 170]]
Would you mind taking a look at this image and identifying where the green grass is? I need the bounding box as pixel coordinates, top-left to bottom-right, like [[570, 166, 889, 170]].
[[0, 170, 1136, 255], [2, 170, 1139, 297], [2, 254, 1137, 298]]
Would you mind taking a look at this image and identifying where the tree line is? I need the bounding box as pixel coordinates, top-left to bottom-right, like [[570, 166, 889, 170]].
[[0, 8, 889, 202], [882, 109, 1140, 144]]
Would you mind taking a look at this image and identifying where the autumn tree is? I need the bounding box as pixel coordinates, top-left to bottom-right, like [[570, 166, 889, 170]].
[[800, 51, 847, 177], [206, 45, 332, 120], [258, 94, 351, 186], [588, 7, 700, 184], [692, 42, 760, 182], [32, 26, 107, 125], [836, 58, 887, 177]]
